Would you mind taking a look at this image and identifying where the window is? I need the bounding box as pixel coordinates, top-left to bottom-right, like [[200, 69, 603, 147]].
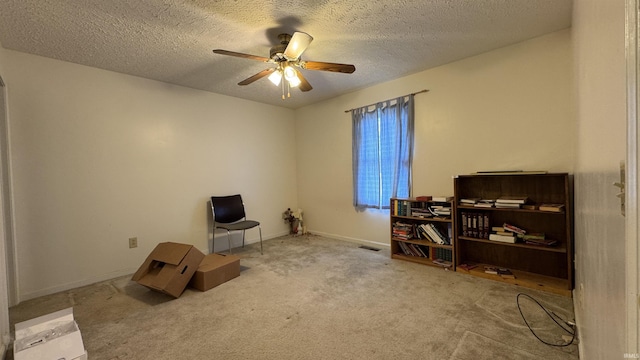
[[352, 95, 415, 209]]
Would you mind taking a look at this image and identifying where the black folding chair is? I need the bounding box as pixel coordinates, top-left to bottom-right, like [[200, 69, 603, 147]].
[[210, 195, 263, 254]]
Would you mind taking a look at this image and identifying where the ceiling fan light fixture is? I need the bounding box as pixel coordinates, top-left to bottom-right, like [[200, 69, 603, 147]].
[[268, 70, 282, 86], [283, 32, 313, 60], [288, 76, 301, 88], [283, 66, 297, 81]]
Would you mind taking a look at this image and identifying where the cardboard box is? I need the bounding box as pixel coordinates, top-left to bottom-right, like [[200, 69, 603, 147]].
[[132, 242, 205, 298], [14, 307, 87, 360], [189, 253, 240, 291]]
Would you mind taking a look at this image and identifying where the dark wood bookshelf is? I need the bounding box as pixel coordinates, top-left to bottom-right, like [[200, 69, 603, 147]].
[[453, 173, 574, 297]]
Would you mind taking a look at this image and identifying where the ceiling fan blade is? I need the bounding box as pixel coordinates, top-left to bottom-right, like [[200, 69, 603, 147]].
[[213, 49, 270, 62], [301, 61, 356, 74], [294, 69, 313, 92], [238, 68, 276, 85], [283, 32, 313, 60]]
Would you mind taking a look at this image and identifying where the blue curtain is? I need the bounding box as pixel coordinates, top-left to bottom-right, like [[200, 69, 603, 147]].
[[352, 95, 414, 209]]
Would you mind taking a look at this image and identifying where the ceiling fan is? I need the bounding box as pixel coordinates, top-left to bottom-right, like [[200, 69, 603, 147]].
[[213, 32, 356, 99]]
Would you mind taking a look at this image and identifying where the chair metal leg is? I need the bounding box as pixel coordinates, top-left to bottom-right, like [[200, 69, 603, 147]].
[[227, 230, 232, 254], [259, 226, 263, 255], [242, 229, 246, 248]]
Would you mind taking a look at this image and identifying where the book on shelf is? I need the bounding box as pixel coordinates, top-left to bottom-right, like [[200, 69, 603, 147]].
[[460, 198, 480, 204], [398, 242, 428, 257], [517, 234, 557, 247], [461, 212, 468, 236], [392, 199, 423, 216], [431, 223, 450, 245], [415, 224, 430, 241], [419, 223, 448, 245], [503, 223, 526, 235], [474, 200, 495, 208], [494, 230, 513, 236], [496, 196, 530, 204], [460, 211, 490, 239], [432, 196, 453, 202], [428, 205, 451, 217], [484, 266, 498, 274], [539, 203, 565, 212], [432, 258, 452, 268], [392, 222, 414, 240], [412, 243, 428, 257], [458, 262, 478, 271], [434, 247, 452, 262], [497, 268, 516, 279], [415, 195, 432, 201], [410, 207, 432, 218], [488, 233, 517, 244], [521, 204, 537, 210], [524, 239, 557, 247], [517, 232, 545, 240], [494, 202, 522, 209]]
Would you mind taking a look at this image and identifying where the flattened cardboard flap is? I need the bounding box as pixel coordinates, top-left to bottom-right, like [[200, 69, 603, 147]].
[[15, 307, 75, 338], [198, 253, 239, 271], [147, 242, 194, 265]]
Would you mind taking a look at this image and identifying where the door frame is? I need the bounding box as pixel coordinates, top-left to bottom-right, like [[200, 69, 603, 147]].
[[0, 75, 12, 351], [626, 0, 640, 353]]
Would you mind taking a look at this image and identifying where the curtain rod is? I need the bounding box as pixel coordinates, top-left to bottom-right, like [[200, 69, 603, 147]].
[[343, 89, 429, 113]]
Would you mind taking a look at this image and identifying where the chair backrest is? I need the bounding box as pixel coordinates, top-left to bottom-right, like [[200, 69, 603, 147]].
[[210, 194, 246, 224]]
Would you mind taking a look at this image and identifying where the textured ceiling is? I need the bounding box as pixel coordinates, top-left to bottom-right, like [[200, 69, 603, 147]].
[[0, 0, 572, 109]]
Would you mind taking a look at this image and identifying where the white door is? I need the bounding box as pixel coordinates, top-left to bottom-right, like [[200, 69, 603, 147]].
[[626, 0, 640, 353]]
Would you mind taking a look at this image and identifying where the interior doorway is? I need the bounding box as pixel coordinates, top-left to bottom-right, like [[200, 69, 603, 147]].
[[626, 0, 640, 353]]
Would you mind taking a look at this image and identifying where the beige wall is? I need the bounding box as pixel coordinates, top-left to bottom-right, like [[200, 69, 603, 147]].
[[2, 50, 298, 300], [295, 29, 574, 245], [572, 0, 627, 358]]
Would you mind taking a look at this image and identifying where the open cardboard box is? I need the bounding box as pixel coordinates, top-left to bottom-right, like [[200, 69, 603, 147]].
[[14, 307, 87, 360], [132, 242, 205, 298], [189, 253, 240, 291]]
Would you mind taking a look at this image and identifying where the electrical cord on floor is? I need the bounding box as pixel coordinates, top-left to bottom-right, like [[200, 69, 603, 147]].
[[516, 293, 576, 347]]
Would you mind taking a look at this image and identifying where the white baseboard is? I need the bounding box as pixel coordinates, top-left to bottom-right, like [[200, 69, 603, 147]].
[[307, 230, 390, 249], [19, 268, 138, 302], [20, 232, 291, 302], [18, 232, 371, 302]]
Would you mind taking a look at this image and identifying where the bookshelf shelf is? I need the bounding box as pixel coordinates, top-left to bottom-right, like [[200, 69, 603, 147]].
[[458, 236, 567, 253], [457, 205, 566, 215], [457, 263, 571, 297], [392, 215, 452, 222], [454, 173, 574, 296], [391, 253, 439, 266], [390, 197, 455, 270], [392, 237, 453, 249]]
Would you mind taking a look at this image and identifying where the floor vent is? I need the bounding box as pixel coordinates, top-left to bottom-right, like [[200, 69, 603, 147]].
[[359, 245, 381, 251]]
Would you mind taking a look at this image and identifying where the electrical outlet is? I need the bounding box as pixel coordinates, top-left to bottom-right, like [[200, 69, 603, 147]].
[[129, 237, 138, 248]]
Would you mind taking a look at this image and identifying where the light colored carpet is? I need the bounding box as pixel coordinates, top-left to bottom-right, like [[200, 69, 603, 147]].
[[7, 234, 579, 359]]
